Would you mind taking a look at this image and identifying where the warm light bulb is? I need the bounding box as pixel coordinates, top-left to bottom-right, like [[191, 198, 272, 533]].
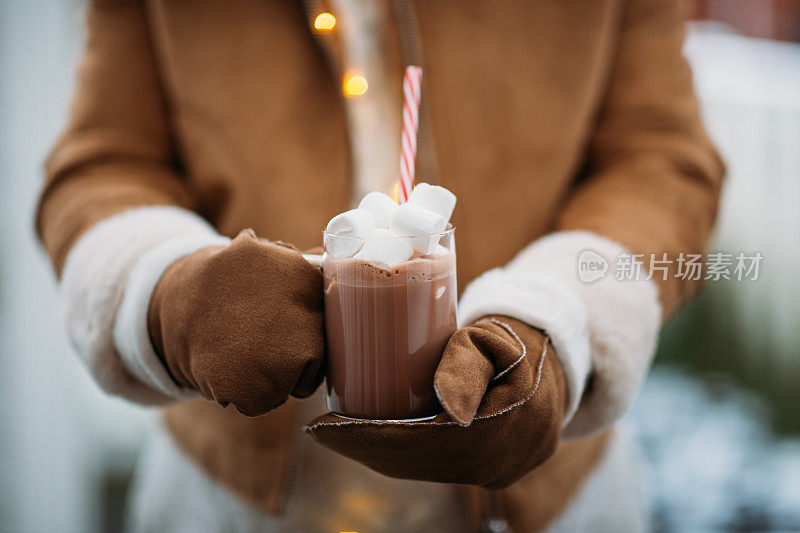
[[391, 180, 401, 203], [343, 75, 368, 97], [314, 12, 336, 31]]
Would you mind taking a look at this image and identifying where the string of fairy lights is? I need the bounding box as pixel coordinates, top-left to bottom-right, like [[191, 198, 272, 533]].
[[313, 11, 369, 97]]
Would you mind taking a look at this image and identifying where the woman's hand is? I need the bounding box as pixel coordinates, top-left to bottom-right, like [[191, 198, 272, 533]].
[[306, 316, 567, 488], [147, 229, 325, 416]]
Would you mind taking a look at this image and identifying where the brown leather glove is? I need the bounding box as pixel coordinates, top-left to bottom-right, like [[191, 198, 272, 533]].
[[148, 229, 325, 416], [306, 316, 566, 488]]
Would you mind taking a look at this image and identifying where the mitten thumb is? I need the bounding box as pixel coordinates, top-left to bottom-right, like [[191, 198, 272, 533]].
[[433, 325, 496, 425]]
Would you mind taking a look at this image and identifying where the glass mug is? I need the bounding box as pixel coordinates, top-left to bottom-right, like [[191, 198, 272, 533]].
[[318, 226, 457, 420]]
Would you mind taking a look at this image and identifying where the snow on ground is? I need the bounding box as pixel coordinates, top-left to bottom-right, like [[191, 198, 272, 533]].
[[632, 368, 800, 531]]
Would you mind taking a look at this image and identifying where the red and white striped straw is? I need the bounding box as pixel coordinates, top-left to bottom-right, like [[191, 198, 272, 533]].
[[398, 65, 423, 203]]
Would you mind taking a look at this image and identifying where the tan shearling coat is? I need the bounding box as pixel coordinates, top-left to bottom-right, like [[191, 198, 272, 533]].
[[37, 0, 723, 530]]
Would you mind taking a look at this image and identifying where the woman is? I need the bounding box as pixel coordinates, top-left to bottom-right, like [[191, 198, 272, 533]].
[[37, 0, 723, 531]]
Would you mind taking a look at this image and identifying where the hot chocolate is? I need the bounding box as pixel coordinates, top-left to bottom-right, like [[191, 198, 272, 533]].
[[321, 182, 458, 419], [323, 250, 457, 420]]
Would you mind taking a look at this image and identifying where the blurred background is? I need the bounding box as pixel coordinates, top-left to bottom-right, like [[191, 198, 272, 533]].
[[1, 0, 798, 531]]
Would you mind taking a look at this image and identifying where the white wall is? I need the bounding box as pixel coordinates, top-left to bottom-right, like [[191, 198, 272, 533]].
[[685, 23, 800, 390], [0, 2, 153, 532]]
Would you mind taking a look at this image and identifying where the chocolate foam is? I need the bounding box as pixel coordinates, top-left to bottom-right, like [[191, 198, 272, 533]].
[[323, 251, 455, 286]]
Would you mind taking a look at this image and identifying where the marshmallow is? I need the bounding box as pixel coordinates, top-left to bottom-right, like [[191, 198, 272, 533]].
[[325, 208, 376, 257], [431, 244, 450, 257], [389, 202, 446, 255], [408, 183, 456, 222], [354, 228, 413, 267], [358, 191, 398, 228]]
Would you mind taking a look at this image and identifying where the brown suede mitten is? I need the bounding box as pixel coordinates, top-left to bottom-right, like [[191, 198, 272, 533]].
[[306, 316, 566, 488], [148, 229, 325, 416]]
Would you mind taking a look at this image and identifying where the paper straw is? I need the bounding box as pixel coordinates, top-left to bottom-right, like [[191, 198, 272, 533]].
[[398, 65, 422, 203]]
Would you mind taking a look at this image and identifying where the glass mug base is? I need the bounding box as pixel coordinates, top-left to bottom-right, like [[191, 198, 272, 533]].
[[325, 410, 440, 424]]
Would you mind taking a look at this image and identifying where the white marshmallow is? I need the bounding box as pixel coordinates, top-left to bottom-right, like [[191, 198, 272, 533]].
[[408, 183, 457, 222], [325, 208, 376, 257], [389, 202, 446, 255], [358, 191, 398, 228], [354, 228, 413, 267], [432, 244, 450, 257]]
